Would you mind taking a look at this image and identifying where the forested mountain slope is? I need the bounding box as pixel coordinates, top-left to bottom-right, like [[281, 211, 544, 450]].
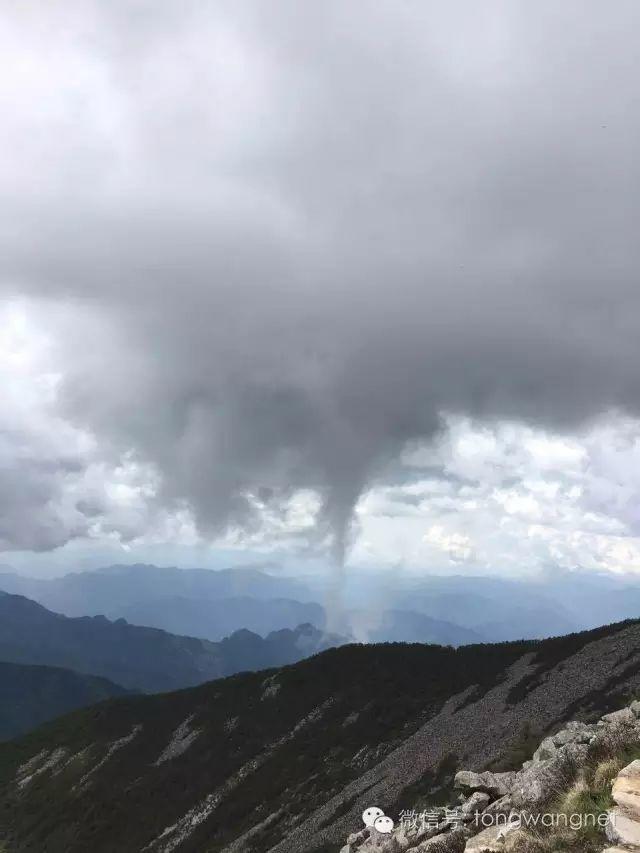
[[1, 619, 639, 852]]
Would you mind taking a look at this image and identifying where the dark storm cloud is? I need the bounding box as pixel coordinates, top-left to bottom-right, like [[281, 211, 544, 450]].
[[0, 457, 83, 551], [2, 0, 640, 553]]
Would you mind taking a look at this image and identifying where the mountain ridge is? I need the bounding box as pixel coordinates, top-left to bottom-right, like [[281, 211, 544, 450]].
[[0, 564, 315, 619], [0, 567, 494, 647], [0, 661, 131, 742], [0, 592, 345, 693], [1, 618, 639, 852]]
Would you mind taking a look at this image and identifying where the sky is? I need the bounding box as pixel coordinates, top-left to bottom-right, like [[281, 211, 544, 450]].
[[2, 1, 640, 579]]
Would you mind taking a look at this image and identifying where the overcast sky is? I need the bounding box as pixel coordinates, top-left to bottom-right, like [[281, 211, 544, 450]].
[[2, 1, 640, 578]]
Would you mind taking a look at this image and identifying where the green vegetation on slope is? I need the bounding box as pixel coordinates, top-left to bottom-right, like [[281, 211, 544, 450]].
[[0, 640, 535, 852], [0, 620, 639, 853], [0, 661, 131, 741]]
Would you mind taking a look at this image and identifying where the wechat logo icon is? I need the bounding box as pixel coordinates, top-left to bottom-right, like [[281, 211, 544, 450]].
[[362, 806, 394, 833]]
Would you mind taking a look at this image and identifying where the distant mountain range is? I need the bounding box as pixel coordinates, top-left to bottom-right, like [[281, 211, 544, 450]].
[[356, 570, 640, 640], [2, 618, 639, 852], [0, 661, 130, 741], [4, 563, 640, 648], [0, 563, 315, 618], [0, 591, 346, 693], [0, 564, 486, 647], [114, 595, 325, 641]]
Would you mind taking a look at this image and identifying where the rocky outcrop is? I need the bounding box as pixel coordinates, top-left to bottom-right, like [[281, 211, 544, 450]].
[[339, 699, 640, 853], [454, 772, 516, 799], [611, 759, 640, 813], [606, 808, 640, 848], [461, 793, 491, 817], [606, 760, 640, 848]]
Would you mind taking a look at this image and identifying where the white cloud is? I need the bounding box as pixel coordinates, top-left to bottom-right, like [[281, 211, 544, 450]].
[[0, 302, 175, 550], [423, 525, 475, 564], [351, 415, 640, 575]]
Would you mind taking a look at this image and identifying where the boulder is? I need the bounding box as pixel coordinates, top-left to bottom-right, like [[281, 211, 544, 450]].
[[592, 721, 640, 755], [368, 829, 404, 851], [454, 771, 516, 799], [348, 829, 370, 845], [408, 821, 449, 846], [481, 796, 513, 817], [629, 700, 640, 719], [601, 707, 636, 726], [606, 807, 640, 847], [552, 721, 594, 746], [511, 744, 588, 807], [461, 792, 491, 818], [612, 759, 640, 815], [561, 741, 589, 763], [531, 737, 556, 763]]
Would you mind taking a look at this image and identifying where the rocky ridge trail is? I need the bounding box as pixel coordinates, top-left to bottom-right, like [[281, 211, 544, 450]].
[[339, 702, 640, 853]]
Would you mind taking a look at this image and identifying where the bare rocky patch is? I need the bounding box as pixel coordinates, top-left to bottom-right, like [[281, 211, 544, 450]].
[[79, 724, 142, 787], [154, 716, 200, 766]]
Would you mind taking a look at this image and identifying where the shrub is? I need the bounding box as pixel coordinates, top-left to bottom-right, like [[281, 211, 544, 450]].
[[591, 757, 622, 791]]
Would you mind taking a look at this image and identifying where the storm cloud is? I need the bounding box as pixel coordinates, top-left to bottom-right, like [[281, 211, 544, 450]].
[[2, 1, 640, 558]]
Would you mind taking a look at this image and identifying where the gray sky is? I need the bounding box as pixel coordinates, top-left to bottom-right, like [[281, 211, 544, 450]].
[[2, 1, 640, 576]]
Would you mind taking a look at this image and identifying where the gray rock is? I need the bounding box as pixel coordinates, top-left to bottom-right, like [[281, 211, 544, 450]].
[[630, 700, 640, 719], [461, 792, 491, 818], [552, 721, 594, 746], [348, 829, 370, 845], [410, 820, 449, 845], [611, 759, 640, 815], [606, 807, 640, 847], [560, 741, 589, 763], [512, 745, 588, 807], [481, 795, 513, 817], [454, 771, 516, 798], [531, 736, 556, 763], [601, 707, 636, 726], [368, 828, 403, 851], [552, 730, 574, 747]]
